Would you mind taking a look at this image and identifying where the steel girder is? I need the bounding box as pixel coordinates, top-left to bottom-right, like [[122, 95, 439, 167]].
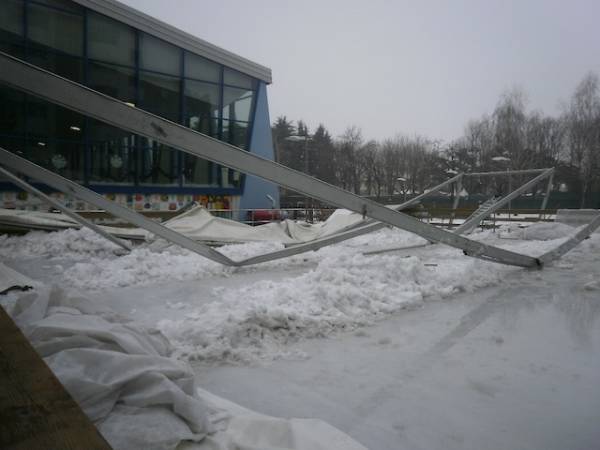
[[0, 165, 131, 252], [0, 52, 544, 268], [3, 51, 592, 268], [455, 168, 555, 235]]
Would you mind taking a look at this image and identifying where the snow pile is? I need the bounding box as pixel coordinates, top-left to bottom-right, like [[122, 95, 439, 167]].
[[0, 227, 120, 260], [61, 240, 318, 291], [58, 228, 426, 291], [520, 222, 575, 241], [158, 245, 507, 363]]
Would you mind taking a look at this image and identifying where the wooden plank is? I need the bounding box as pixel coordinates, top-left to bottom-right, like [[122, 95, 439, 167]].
[[0, 306, 112, 450]]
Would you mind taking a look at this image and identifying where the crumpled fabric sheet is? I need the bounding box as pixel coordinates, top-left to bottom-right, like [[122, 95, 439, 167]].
[[9, 287, 218, 450], [6, 287, 367, 450], [0, 262, 38, 294], [0, 205, 368, 245]]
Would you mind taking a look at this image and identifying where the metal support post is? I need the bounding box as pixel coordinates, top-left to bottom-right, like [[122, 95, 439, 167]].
[[539, 172, 554, 219], [455, 169, 554, 235], [0, 149, 238, 266], [0, 165, 131, 252], [449, 175, 463, 226]]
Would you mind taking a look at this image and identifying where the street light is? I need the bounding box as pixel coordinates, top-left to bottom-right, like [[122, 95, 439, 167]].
[[491, 156, 511, 220], [285, 134, 312, 220], [396, 176, 407, 202]]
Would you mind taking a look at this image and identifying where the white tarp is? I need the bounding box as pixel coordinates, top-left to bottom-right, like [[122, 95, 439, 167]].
[[4, 287, 367, 450], [164, 206, 367, 245], [0, 205, 367, 245], [0, 208, 80, 230], [0, 262, 37, 294]]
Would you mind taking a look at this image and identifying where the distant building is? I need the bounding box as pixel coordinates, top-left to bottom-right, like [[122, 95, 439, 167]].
[[0, 0, 278, 214]]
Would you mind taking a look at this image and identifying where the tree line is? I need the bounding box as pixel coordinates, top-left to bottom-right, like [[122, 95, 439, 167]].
[[272, 72, 600, 208]]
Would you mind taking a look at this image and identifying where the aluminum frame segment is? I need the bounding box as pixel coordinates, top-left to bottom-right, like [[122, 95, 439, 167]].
[[464, 169, 549, 177], [217, 173, 460, 265], [0, 164, 131, 252], [539, 173, 554, 219], [282, 173, 463, 249], [455, 168, 554, 235], [0, 149, 238, 267], [538, 213, 600, 265], [0, 52, 539, 268]]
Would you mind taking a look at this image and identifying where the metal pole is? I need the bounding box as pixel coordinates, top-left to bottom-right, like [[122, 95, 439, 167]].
[[539, 172, 554, 220], [455, 168, 554, 235], [0, 165, 131, 252], [507, 166, 511, 222], [0, 149, 238, 266], [450, 176, 462, 226], [304, 135, 311, 223]]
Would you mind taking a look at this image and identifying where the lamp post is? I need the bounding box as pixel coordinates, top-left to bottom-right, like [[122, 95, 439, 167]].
[[285, 134, 311, 221], [396, 176, 407, 202], [491, 156, 511, 221]]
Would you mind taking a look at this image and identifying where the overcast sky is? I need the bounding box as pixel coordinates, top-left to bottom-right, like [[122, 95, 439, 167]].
[[121, 0, 600, 143]]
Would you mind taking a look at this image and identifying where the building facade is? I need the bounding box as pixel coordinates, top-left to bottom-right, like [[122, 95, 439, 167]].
[[0, 0, 278, 214]]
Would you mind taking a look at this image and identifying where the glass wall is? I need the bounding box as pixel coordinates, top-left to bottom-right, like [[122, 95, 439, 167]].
[[0, 0, 259, 192]]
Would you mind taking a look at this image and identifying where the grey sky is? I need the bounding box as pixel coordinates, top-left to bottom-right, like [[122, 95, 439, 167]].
[[120, 0, 600, 143]]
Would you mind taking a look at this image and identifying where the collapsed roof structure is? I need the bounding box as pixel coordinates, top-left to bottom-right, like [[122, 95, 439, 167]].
[[1, 51, 600, 269]]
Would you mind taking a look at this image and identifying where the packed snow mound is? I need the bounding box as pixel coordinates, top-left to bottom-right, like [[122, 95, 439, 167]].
[[519, 222, 575, 241], [158, 245, 508, 363], [61, 239, 316, 291], [2, 287, 367, 450], [0, 227, 121, 260]]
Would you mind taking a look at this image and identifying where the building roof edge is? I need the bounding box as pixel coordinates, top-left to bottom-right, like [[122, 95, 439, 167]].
[[72, 0, 272, 84]]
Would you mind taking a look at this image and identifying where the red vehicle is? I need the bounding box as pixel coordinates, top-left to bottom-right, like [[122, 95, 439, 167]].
[[246, 209, 281, 225]]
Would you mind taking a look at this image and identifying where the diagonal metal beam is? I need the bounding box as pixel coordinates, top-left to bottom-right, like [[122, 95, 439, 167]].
[[0, 149, 238, 266], [454, 168, 554, 235], [538, 213, 600, 265], [0, 164, 131, 252], [0, 52, 540, 268], [283, 173, 464, 249], [464, 169, 549, 177]]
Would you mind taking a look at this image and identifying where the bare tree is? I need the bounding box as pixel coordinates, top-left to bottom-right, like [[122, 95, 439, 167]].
[[565, 72, 600, 206]]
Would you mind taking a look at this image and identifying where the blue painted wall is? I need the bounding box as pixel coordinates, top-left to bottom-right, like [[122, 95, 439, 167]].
[[240, 81, 280, 214]]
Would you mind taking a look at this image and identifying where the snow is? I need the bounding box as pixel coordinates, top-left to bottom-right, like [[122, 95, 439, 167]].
[[514, 221, 576, 240], [1, 223, 575, 363], [2, 219, 598, 449], [0, 227, 121, 260]]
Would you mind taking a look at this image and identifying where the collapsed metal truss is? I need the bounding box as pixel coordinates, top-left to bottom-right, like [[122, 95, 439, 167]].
[[0, 166, 131, 252], [1, 51, 598, 268]]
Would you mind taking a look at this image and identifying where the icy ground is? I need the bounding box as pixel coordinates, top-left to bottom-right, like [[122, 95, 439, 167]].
[[1, 222, 599, 449]]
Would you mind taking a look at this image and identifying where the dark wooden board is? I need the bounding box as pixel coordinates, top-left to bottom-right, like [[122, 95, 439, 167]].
[[0, 306, 112, 450]]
